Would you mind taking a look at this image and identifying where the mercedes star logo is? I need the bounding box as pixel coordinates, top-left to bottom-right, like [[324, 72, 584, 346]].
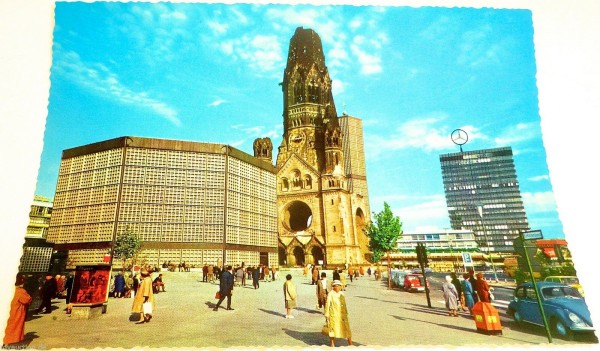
[[451, 129, 468, 145]]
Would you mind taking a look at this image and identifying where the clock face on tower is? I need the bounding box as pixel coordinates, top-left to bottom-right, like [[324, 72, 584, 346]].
[[289, 131, 305, 148]]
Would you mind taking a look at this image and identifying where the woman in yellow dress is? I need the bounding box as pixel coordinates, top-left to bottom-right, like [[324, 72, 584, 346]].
[[131, 266, 155, 323], [324, 280, 352, 347]]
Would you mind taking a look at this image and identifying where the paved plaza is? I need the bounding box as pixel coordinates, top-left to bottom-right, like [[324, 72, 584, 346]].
[[15, 268, 596, 349]]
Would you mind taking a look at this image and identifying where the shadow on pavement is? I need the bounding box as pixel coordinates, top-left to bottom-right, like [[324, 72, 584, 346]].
[[502, 319, 598, 344], [403, 306, 451, 317], [259, 308, 285, 318], [280, 328, 363, 347], [19, 332, 39, 348], [390, 314, 488, 334], [355, 295, 400, 304], [296, 306, 322, 315]]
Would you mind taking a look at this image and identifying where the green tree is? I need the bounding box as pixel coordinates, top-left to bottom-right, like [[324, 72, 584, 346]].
[[113, 226, 142, 271], [364, 202, 403, 289]]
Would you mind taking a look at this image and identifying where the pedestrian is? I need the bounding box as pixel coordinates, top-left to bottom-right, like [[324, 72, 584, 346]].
[[348, 267, 354, 283], [3, 275, 32, 347], [316, 272, 329, 309], [235, 266, 244, 287], [338, 269, 347, 290], [214, 265, 234, 311], [283, 274, 297, 319], [263, 265, 271, 282], [252, 266, 260, 289], [113, 272, 126, 298], [475, 272, 492, 303], [132, 273, 140, 298], [442, 275, 459, 317], [333, 268, 341, 281], [153, 273, 166, 293], [131, 266, 154, 323], [55, 275, 65, 298], [359, 266, 365, 277], [203, 265, 208, 282], [467, 268, 479, 303], [36, 273, 57, 314], [64, 272, 74, 303], [241, 263, 247, 286], [207, 265, 214, 283], [450, 272, 466, 312], [124, 273, 133, 298], [461, 273, 475, 315], [311, 265, 320, 285], [324, 280, 352, 347], [367, 266, 372, 277], [271, 266, 277, 281]]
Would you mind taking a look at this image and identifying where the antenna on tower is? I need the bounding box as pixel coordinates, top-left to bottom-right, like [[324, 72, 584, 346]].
[[342, 102, 348, 116]]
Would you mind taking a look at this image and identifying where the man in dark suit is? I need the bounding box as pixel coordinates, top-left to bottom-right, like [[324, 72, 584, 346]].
[[214, 265, 234, 311], [252, 266, 260, 289], [36, 273, 58, 314]]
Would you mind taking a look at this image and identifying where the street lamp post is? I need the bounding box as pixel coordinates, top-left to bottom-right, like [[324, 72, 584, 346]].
[[477, 205, 499, 282], [448, 238, 455, 272]]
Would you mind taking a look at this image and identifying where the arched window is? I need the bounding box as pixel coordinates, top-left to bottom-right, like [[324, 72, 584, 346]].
[[304, 174, 312, 189]]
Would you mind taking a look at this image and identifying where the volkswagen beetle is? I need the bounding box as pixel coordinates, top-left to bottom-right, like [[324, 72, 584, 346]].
[[507, 281, 594, 340]]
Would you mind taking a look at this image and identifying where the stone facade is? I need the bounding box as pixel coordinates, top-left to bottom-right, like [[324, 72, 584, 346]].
[[257, 27, 371, 268]]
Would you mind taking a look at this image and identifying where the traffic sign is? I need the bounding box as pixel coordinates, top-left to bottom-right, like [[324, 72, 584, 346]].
[[462, 252, 473, 266], [522, 230, 543, 241]]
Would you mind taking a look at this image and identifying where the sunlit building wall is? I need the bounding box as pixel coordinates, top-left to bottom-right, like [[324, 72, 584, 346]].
[[440, 146, 530, 253], [46, 137, 278, 269]]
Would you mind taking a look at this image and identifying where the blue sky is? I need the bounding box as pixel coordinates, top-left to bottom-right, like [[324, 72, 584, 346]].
[[36, 2, 563, 238]]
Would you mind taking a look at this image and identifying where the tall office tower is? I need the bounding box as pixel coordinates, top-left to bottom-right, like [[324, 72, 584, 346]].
[[46, 137, 278, 269], [271, 27, 371, 267], [439, 146, 530, 253]]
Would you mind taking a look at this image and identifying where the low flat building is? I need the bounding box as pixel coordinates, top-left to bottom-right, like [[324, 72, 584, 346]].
[[46, 136, 278, 270], [391, 229, 488, 271]]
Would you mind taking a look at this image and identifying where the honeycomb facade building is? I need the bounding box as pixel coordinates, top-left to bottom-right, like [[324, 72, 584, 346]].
[[46, 137, 278, 269], [267, 27, 371, 267], [440, 146, 530, 253]]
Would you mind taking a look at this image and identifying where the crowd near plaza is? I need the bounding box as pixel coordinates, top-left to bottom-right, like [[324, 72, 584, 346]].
[[3, 265, 597, 349]]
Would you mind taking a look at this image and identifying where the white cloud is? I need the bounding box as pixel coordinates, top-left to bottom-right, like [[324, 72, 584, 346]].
[[388, 195, 450, 232], [528, 175, 550, 182], [350, 44, 382, 75], [221, 34, 283, 75], [208, 99, 226, 107], [350, 19, 362, 30], [522, 191, 558, 214], [208, 20, 228, 35], [332, 79, 346, 95], [54, 48, 180, 126], [494, 122, 540, 146]]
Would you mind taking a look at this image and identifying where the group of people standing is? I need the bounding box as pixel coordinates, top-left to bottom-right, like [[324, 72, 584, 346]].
[[442, 269, 493, 317]]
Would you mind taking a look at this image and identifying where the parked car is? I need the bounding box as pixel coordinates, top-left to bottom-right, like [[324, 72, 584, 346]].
[[403, 273, 430, 292], [507, 281, 594, 340], [390, 270, 409, 288], [410, 267, 432, 274], [544, 276, 585, 297]]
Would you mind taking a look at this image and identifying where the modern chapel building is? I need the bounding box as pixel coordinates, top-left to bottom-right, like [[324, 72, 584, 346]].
[[439, 146, 530, 253], [46, 137, 278, 269]]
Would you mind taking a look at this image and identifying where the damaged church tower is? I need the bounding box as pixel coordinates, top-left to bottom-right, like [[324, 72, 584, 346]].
[[258, 27, 371, 267]]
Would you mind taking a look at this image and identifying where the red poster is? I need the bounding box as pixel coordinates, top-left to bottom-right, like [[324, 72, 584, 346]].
[[70, 265, 111, 304]]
